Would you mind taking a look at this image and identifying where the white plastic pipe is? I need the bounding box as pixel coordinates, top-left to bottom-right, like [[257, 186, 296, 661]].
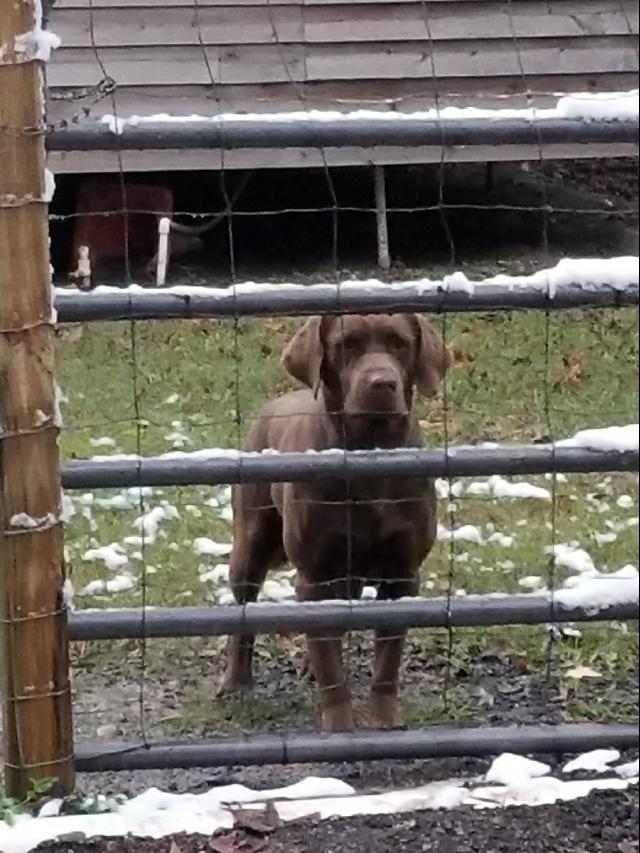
[[68, 245, 91, 290], [156, 217, 171, 287]]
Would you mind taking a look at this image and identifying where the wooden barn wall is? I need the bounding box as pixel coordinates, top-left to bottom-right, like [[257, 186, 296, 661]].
[[45, 0, 639, 171]]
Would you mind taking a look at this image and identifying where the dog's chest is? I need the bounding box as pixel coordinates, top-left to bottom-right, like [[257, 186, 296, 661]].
[[281, 476, 430, 535], [351, 479, 427, 529]]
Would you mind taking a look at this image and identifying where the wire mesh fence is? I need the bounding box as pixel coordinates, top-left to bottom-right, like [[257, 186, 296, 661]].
[[0, 0, 638, 790]]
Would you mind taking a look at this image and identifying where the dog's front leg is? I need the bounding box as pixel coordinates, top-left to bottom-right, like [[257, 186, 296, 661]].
[[369, 578, 418, 729], [297, 574, 354, 733]]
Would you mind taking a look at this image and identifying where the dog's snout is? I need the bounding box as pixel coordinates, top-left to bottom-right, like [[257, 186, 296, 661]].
[[344, 350, 405, 416], [370, 374, 398, 393]]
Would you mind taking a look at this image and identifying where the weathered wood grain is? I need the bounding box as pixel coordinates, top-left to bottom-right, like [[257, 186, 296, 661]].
[[0, 0, 75, 800], [50, 2, 637, 48], [47, 36, 638, 87], [45, 0, 639, 172]]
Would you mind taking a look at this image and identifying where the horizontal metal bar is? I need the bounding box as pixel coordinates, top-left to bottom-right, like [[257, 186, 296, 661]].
[[68, 596, 639, 641], [61, 446, 639, 490], [55, 281, 639, 323], [47, 117, 639, 153], [75, 723, 639, 772]]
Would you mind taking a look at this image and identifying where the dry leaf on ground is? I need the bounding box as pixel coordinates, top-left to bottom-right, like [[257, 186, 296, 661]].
[[565, 665, 602, 680]]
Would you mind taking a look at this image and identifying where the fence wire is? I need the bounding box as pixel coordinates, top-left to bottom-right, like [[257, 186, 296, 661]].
[[8, 0, 639, 763]]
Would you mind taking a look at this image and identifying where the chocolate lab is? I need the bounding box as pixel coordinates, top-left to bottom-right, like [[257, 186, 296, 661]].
[[219, 313, 451, 732]]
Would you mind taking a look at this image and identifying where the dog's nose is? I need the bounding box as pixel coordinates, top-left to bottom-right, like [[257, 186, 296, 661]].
[[370, 375, 398, 393]]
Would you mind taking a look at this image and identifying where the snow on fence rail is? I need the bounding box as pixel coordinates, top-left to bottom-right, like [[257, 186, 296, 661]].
[[61, 443, 639, 489], [54, 257, 640, 322], [46, 111, 640, 153], [91, 92, 640, 135]]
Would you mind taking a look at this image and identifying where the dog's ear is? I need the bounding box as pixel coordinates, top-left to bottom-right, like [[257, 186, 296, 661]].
[[411, 315, 452, 397], [281, 317, 325, 392]]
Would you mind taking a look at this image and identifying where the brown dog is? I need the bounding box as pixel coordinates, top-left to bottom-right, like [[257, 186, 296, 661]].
[[219, 313, 451, 732]]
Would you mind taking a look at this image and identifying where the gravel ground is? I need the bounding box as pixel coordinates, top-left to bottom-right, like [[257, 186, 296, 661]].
[[34, 788, 639, 852]]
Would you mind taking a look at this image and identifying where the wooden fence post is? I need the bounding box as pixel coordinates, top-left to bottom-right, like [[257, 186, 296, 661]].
[[0, 0, 75, 797]]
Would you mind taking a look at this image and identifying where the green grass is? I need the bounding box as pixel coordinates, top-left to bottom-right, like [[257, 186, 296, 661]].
[[57, 303, 639, 733]]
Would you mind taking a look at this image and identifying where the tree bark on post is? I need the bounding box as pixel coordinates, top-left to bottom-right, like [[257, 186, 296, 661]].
[[0, 0, 74, 798]]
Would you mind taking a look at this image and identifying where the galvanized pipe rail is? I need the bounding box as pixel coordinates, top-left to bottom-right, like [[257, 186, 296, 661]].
[[68, 596, 639, 641], [46, 117, 640, 153], [62, 446, 639, 490], [55, 280, 640, 323], [75, 723, 639, 772]]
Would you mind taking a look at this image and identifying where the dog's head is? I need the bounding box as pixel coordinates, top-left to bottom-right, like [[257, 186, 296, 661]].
[[282, 314, 451, 443]]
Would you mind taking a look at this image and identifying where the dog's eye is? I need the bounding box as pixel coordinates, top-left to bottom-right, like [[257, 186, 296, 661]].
[[341, 335, 361, 352], [386, 334, 409, 351]]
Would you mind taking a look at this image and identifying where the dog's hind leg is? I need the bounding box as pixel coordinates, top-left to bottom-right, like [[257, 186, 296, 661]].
[[217, 484, 284, 695]]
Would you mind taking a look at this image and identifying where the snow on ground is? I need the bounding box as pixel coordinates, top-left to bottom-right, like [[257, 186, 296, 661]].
[[437, 475, 551, 501], [0, 753, 636, 853], [193, 538, 232, 557], [82, 544, 129, 572], [63, 423, 637, 606], [89, 437, 118, 449], [547, 543, 597, 575], [557, 424, 639, 453], [552, 565, 639, 613], [564, 749, 620, 774], [63, 458, 637, 607]]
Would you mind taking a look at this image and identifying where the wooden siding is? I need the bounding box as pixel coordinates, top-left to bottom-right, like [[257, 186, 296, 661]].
[[46, 0, 640, 173]]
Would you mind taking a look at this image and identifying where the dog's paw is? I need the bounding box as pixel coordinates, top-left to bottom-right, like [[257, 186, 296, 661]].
[[216, 672, 252, 697], [368, 694, 403, 730], [320, 701, 355, 733]]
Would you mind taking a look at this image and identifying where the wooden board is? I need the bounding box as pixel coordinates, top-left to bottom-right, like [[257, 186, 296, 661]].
[[50, 2, 638, 48], [47, 36, 638, 88], [47, 141, 638, 174], [54, 0, 564, 8]]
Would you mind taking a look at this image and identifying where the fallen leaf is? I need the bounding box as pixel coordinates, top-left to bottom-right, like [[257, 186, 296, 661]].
[[169, 841, 183, 853], [513, 653, 529, 674], [470, 685, 495, 708], [618, 841, 639, 853], [209, 831, 266, 853], [232, 800, 281, 835], [497, 680, 524, 696], [453, 347, 468, 367], [562, 354, 584, 388], [565, 665, 602, 680], [481, 638, 510, 664]]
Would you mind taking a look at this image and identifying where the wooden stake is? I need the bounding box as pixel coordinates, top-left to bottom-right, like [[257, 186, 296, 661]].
[[374, 165, 391, 274], [0, 0, 74, 797]]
